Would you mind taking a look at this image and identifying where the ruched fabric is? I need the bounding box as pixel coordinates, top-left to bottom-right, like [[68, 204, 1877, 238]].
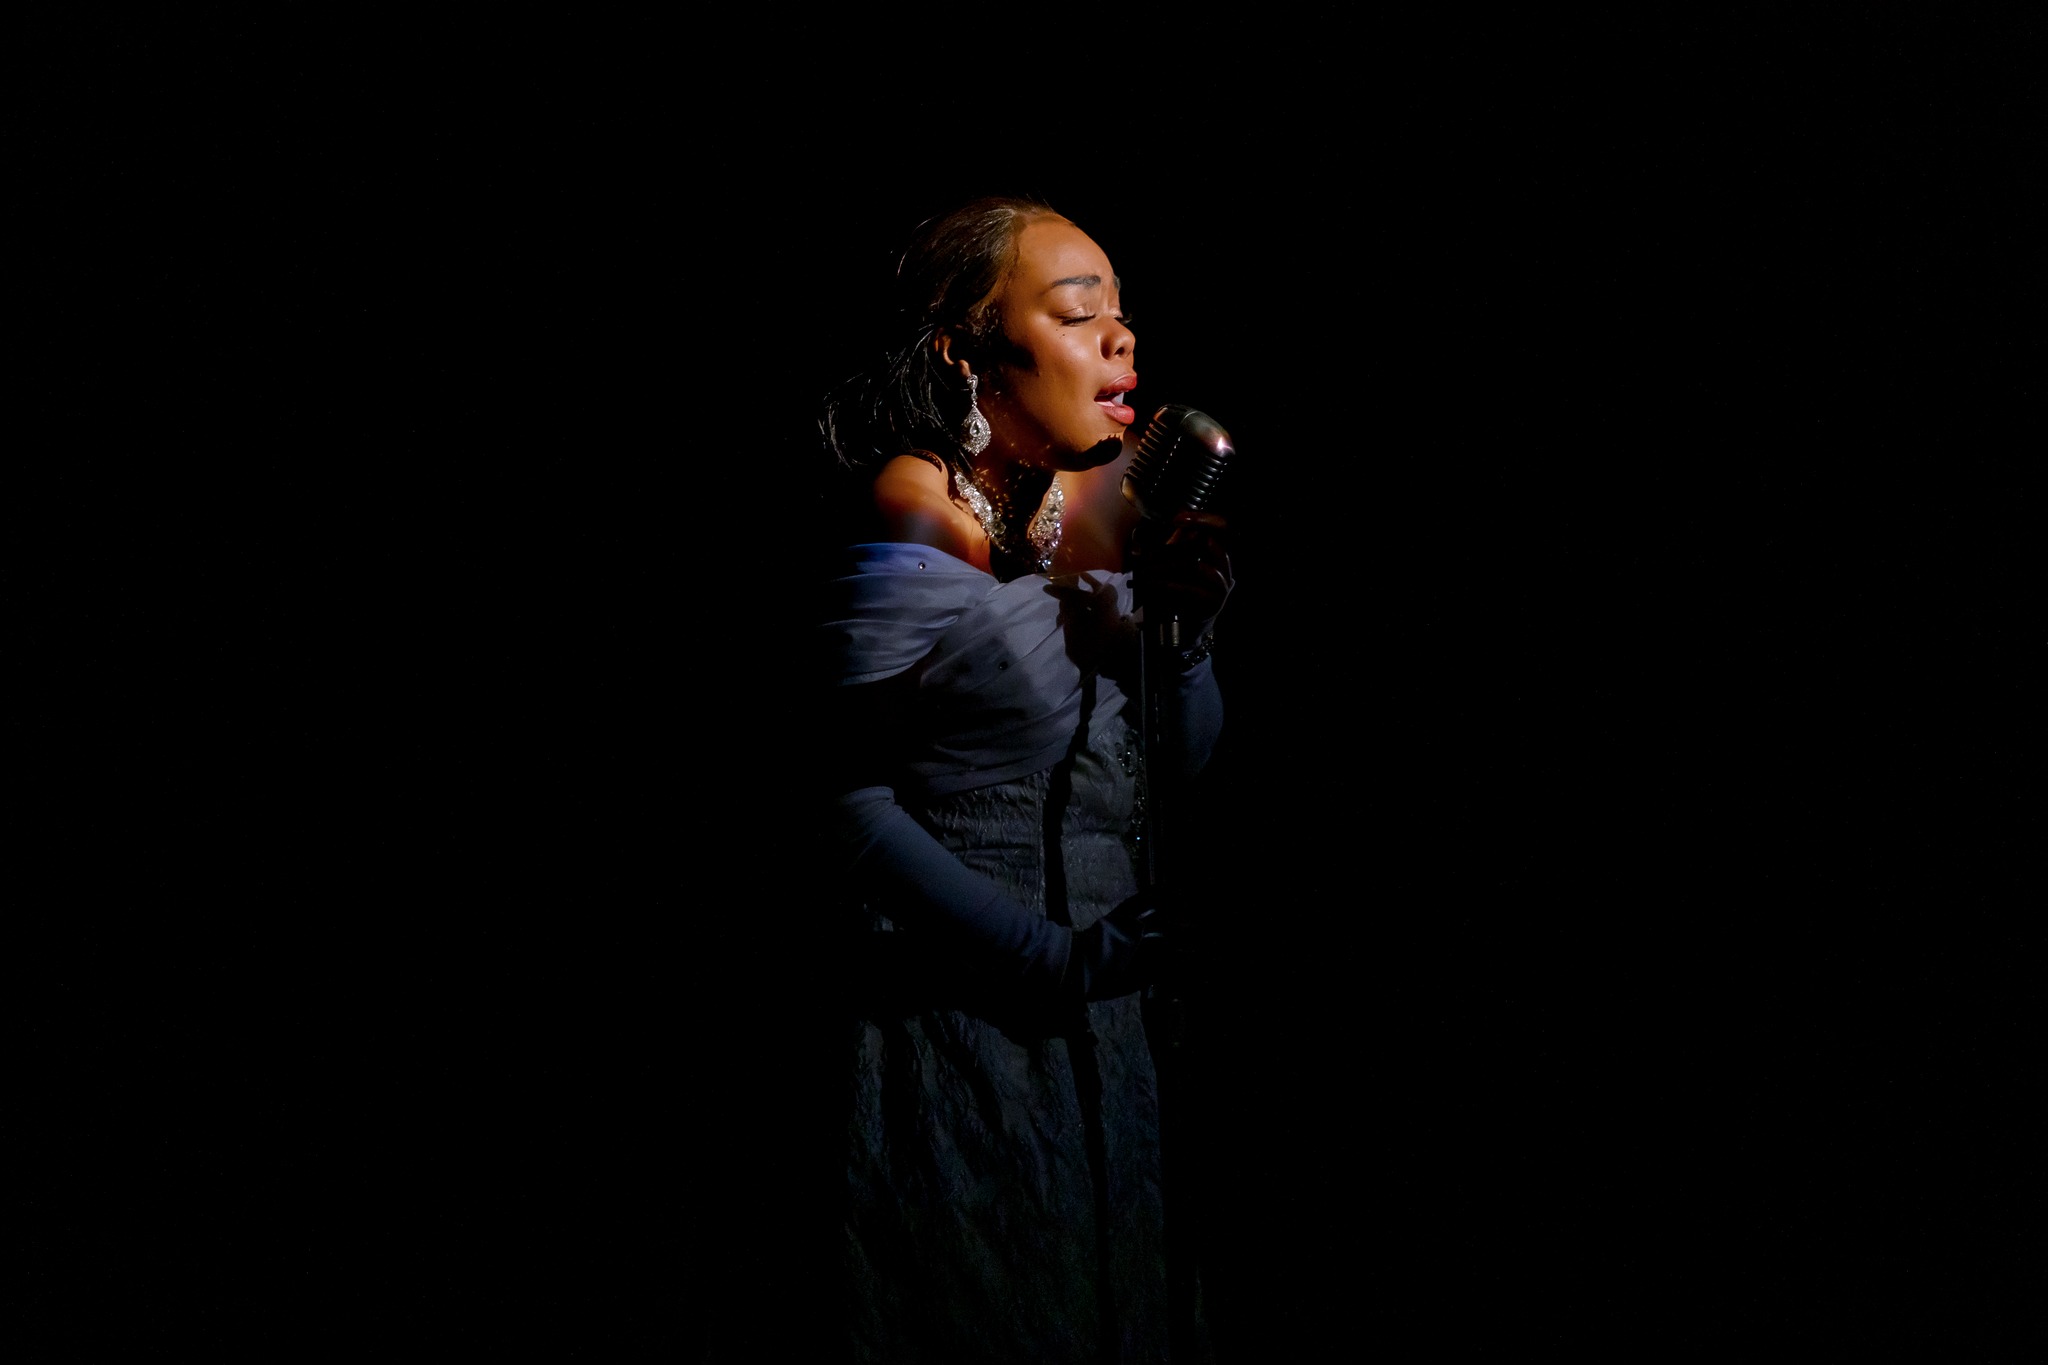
[[819, 542, 1145, 795]]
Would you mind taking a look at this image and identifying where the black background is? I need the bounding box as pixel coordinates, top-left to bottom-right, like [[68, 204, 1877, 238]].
[[26, 13, 2038, 1359]]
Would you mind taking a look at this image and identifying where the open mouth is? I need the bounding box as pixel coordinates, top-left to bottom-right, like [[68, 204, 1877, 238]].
[[1095, 375, 1138, 425]]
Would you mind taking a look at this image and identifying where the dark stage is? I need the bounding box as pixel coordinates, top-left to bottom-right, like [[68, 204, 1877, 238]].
[[26, 15, 2038, 1359]]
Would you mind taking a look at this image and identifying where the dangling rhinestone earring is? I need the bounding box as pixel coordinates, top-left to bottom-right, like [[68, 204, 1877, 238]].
[[961, 372, 992, 457]]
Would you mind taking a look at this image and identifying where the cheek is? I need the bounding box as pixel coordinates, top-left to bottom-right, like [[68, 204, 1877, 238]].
[[1031, 347, 1087, 405]]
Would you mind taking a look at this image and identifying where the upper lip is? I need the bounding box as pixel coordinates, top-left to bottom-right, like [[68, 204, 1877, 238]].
[[1096, 373, 1138, 400]]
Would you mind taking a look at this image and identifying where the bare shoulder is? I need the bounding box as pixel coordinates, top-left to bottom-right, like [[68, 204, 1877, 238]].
[[871, 452, 949, 506], [872, 454, 986, 567]]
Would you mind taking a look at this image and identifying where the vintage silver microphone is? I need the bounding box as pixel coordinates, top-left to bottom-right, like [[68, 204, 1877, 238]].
[[1121, 403, 1234, 525], [1122, 403, 1235, 651]]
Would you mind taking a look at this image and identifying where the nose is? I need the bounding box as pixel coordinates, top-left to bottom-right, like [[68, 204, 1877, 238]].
[[1103, 316, 1133, 360]]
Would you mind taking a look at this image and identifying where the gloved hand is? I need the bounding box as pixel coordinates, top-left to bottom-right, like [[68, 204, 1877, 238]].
[[1128, 510, 1233, 652], [1060, 893, 1169, 1001]]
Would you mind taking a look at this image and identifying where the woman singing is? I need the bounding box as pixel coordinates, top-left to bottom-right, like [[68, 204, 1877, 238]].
[[813, 195, 1232, 1363]]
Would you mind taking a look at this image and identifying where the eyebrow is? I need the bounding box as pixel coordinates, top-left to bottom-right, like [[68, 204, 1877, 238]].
[[1047, 274, 1120, 291]]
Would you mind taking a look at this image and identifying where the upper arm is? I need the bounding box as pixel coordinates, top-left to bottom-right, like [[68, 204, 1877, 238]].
[[872, 455, 986, 569]]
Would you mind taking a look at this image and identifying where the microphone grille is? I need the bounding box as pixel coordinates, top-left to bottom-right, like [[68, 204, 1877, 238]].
[[1123, 404, 1234, 520]]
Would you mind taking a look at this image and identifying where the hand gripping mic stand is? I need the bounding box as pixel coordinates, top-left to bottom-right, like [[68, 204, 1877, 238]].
[[1121, 403, 1233, 1361]]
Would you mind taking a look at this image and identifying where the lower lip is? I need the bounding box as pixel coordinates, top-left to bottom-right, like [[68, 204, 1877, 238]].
[[1097, 400, 1135, 425]]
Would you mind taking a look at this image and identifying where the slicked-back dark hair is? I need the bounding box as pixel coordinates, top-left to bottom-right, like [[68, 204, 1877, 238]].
[[820, 195, 1063, 488]]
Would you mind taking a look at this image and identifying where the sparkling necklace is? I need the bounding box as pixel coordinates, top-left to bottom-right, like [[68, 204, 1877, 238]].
[[955, 469, 1063, 574]]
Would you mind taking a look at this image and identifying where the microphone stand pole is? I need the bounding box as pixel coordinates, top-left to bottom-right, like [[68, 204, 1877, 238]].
[[1135, 573, 1200, 1360]]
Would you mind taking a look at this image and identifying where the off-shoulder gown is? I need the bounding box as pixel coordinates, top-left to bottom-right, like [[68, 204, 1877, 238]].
[[816, 543, 1222, 1365]]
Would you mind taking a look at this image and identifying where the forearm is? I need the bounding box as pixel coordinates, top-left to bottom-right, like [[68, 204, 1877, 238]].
[[831, 785, 1073, 993]]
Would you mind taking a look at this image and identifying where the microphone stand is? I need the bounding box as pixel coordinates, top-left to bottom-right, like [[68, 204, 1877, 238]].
[[1122, 401, 1232, 1360], [1133, 563, 1201, 1361]]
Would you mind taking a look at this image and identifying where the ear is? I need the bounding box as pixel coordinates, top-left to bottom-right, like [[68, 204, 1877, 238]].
[[933, 330, 974, 381]]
